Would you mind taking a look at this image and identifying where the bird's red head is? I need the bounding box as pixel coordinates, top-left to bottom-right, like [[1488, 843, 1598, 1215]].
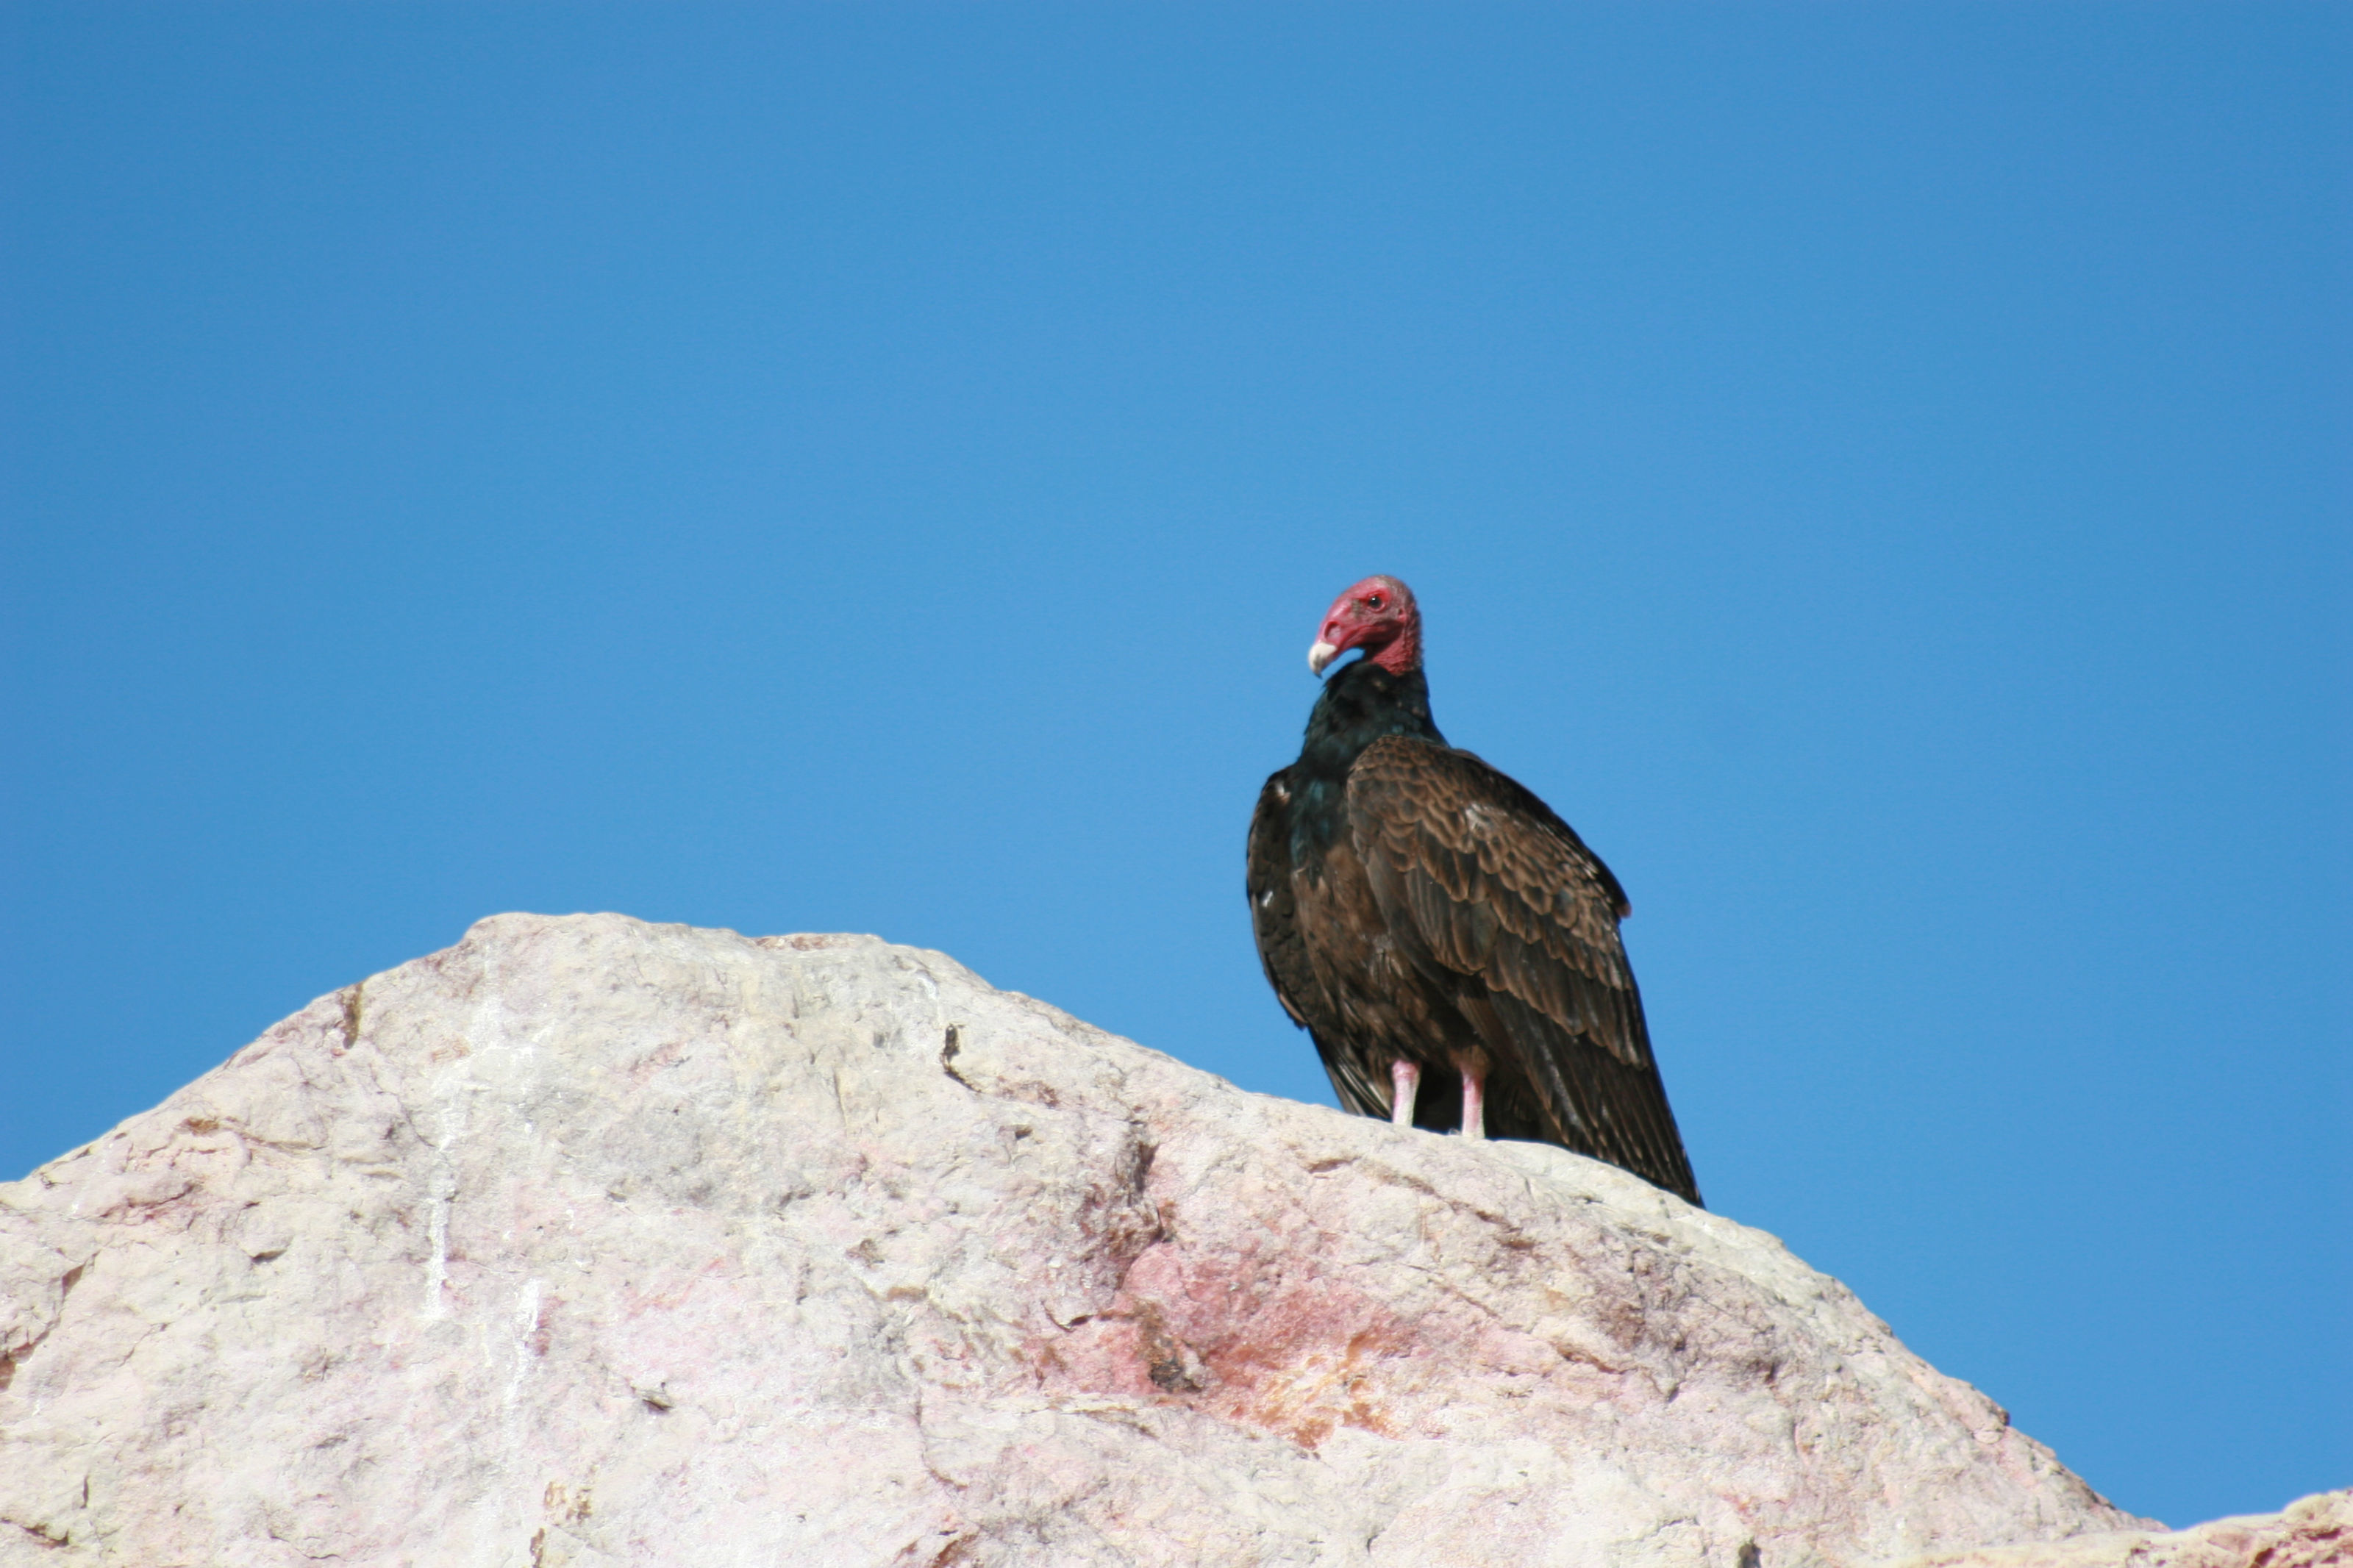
[[1309, 575, 1421, 678]]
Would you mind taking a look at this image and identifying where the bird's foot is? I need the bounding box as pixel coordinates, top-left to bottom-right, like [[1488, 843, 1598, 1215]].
[[1390, 1060, 1421, 1128], [1457, 1062, 1486, 1140]]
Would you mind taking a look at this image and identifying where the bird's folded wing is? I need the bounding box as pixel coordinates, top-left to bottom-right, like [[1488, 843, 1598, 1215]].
[[1250, 767, 1396, 1123], [1346, 737, 1703, 1205], [1346, 736, 1654, 1073], [1245, 767, 1315, 1030]]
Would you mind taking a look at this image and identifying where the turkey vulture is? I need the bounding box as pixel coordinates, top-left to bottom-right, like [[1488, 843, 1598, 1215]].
[[1246, 576, 1702, 1206]]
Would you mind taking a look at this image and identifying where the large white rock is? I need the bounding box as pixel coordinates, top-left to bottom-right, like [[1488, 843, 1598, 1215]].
[[1, 914, 2154, 1567]]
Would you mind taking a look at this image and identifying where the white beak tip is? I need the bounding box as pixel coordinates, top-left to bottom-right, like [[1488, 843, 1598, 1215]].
[[1307, 640, 1340, 676]]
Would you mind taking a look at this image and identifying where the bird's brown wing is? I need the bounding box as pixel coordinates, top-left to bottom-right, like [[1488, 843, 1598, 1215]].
[[1346, 735, 1702, 1204], [1248, 766, 1393, 1121]]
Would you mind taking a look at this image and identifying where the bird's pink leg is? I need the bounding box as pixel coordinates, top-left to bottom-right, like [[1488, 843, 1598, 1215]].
[[1459, 1067, 1486, 1141], [1390, 1059, 1421, 1128]]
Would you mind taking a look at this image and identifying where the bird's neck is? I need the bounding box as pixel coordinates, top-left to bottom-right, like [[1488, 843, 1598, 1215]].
[[1298, 660, 1444, 781]]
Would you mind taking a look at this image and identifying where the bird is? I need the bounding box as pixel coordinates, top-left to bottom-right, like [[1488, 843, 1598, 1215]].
[[1246, 574, 1703, 1206]]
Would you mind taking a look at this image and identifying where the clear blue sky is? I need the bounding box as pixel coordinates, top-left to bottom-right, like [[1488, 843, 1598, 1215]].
[[4, 2, 2345, 1530]]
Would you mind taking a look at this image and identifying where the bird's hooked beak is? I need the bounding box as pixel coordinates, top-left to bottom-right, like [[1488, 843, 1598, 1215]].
[[1308, 640, 1340, 677]]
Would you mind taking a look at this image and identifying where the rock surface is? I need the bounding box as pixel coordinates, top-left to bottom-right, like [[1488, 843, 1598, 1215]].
[[1, 913, 2157, 1567], [1883, 1490, 2350, 1568]]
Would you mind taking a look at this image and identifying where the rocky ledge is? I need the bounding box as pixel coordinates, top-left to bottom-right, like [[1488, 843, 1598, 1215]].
[[0, 913, 2306, 1566]]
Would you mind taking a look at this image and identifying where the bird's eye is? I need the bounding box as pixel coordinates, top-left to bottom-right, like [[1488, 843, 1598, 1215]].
[[1366, 595, 1385, 610]]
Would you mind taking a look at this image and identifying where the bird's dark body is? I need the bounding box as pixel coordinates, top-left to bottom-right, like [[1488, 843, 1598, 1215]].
[[1247, 656, 1703, 1206]]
